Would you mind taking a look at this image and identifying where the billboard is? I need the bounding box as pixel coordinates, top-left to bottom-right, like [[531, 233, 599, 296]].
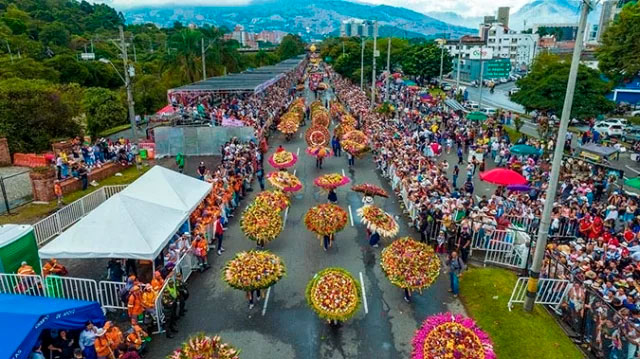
[[469, 47, 493, 60]]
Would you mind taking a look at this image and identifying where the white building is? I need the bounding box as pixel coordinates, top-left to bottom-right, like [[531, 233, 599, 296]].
[[445, 24, 538, 67], [340, 19, 370, 38]]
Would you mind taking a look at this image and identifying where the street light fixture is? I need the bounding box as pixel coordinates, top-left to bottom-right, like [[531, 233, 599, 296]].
[[99, 58, 126, 84]]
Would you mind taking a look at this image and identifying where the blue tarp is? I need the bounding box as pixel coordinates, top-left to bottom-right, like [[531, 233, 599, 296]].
[[0, 294, 105, 359]]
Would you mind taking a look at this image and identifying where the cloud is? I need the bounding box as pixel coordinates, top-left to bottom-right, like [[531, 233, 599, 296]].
[[96, 0, 530, 16]]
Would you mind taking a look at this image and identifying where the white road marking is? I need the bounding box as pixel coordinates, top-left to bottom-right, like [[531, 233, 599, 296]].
[[342, 168, 346, 176], [624, 176, 629, 180], [293, 169, 297, 176], [359, 272, 369, 314], [283, 207, 290, 228], [348, 205, 354, 226], [626, 165, 640, 175], [299, 133, 303, 139], [296, 147, 300, 156], [262, 287, 271, 316]]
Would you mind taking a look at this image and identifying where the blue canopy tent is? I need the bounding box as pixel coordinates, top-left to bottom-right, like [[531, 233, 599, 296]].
[[0, 294, 105, 359]]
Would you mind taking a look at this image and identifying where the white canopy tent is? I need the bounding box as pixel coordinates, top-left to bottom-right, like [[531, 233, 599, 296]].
[[39, 166, 211, 261]]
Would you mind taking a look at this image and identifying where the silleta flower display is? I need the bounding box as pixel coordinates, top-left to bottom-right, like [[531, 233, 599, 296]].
[[304, 203, 348, 236], [306, 267, 361, 321], [268, 150, 298, 169], [351, 183, 389, 198], [240, 202, 283, 244], [313, 173, 350, 190], [255, 190, 290, 211], [357, 205, 399, 238], [223, 250, 286, 291], [168, 333, 240, 359], [305, 125, 331, 147], [411, 313, 496, 359], [267, 171, 303, 192], [381, 237, 441, 291]]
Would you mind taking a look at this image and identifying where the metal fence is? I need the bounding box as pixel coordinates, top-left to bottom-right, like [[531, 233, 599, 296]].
[[99, 280, 128, 310], [0, 170, 33, 215], [33, 185, 127, 247], [508, 277, 571, 311], [0, 273, 46, 296], [154, 248, 196, 333]]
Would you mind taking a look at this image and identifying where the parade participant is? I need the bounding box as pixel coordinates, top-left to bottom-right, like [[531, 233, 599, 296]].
[[162, 278, 179, 338], [42, 258, 68, 277], [17, 261, 36, 275], [127, 286, 143, 320], [150, 271, 163, 292], [79, 321, 98, 359], [246, 289, 262, 310], [328, 189, 337, 204], [369, 231, 381, 248]]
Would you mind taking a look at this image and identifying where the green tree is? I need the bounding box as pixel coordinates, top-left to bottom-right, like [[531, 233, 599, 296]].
[[0, 78, 81, 152], [277, 34, 305, 60], [401, 42, 452, 80], [597, 2, 640, 80], [133, 74, 166, 115], [39, 21, 70, 47], [45, 55, 90, 84], [164, 29, 203, 84], [82, 87, 127, 137], [511, 53, 615, 119], [0, 56, 59, 82]]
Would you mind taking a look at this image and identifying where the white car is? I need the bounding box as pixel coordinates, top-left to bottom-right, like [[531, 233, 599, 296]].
[[630, 110, 640, 116], [599, 118, 629, 128], [480, 107, 498, 115], [508, 88, 520, 96], [594, 122, 624, 137], [465, 101, 479, 110]]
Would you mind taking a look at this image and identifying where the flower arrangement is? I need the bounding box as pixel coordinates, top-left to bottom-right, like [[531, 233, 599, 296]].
[[341, 140, 367, 156], [223, 250, 286, 291], [277, 116, 300, 134], [351, 183, 389, 198], [240, 202, 283, 243], [304, 204, 348, 236], [168, 333, 240, 359], [306, 267, 361, 321], [255, 190, 290, 211], [305, 125, 330, 147], [334, 123, 355, 139], [411, 313, 496, 359], [268, 150, 298, 169], [381, 237, 440, 291], [313, 173, 350, 190], [342, 130, 368, 145], [357, 205, 399, 238], [311, 101, 330, 128], [305, 146, 333, 158], [266, 171, 303, 192]]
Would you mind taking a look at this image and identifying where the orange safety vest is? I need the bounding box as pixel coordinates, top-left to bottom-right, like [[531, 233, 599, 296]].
[[127, 293, 143, 317], [17, 265, 35, 276], [94, 336, 111, 358], [141, 291, 155, 309], [106, 327, 123, 350], [126, 332, 142, 350], [54, 183, 62, 196], [151, 278, 163, 292]]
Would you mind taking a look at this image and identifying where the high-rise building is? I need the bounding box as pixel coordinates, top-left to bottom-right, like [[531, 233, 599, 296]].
[[339, 19, 370, 38], [497, 7, 510, 28], [598, 0, 617, 42]]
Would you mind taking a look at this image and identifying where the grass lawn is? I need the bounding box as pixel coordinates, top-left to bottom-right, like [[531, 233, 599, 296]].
[[0, 165, 151, 225], [503, 126, 523, 143], [459, 267, 584, 359], [98, 124, 131, 137]]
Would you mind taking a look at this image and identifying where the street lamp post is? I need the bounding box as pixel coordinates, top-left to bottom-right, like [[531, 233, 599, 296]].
[[437, 39, 446, 82], [384, 37, 391, 102], [360, 37, 365, 90], [455, 41, 462, 91], [370, 21, 377, 109], [523, 0, 593, 312]]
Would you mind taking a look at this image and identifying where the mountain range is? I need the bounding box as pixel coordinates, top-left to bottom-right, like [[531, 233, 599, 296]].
[[427, 0, 602, 31], [120, 0, 475, 40]]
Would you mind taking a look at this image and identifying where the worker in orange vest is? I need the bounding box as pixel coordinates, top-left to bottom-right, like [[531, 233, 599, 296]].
[[17, 261, 36, 276], [192, 235, 210, 272], [125, 320, 148, 352], [103, 321, 122, 352], [150, 271, 164, 292], [141, 284, 156, 314], [42, 258, 68, 277], [94, 328, 114, 359], [54, 180, 63, 206], [127, 286, 143, 320]]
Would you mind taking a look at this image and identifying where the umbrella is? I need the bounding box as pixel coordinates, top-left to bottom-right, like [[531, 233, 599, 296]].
[[467, 111, 488, 121], [351, 183, 389, 198], [404, 79, 417, 86], [507, 184, 532, 192], [510, 144, 540, 156], [625, 177, 640, 189], [479, 168, 527, 186]]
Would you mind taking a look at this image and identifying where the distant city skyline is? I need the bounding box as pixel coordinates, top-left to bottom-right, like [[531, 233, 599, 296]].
[[94, 0, 536, 17]]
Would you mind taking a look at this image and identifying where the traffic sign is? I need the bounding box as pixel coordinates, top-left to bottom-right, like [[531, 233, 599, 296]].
[[485, 59, 511, 79]]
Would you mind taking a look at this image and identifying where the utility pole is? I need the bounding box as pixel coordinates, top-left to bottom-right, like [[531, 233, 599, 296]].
[[455, 41, 462, 91], [384, 37, 391, 102], [438, 39, 446, 82], [524, 0, 592, 312], [478, 47, 485, 110], [360, 37, 365, 90], [132, 40, 137, 63], [119, 26, 137, 141], [201, 37, 207, 81], [370, 21, 377, 109]]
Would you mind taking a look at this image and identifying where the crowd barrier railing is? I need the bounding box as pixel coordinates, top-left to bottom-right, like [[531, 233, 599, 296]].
[[99, 280, 128, 311], [34, 185, 128, 246], [0, 273, 46, 297], [508, 276, 571, 311]]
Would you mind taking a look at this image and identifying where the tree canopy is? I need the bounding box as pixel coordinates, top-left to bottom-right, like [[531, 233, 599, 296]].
[[596, 1, 640, 80], [511, 53, 615, 119]]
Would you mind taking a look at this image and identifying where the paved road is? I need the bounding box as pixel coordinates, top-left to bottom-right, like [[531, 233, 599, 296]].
[[146, 87, 465, 358]]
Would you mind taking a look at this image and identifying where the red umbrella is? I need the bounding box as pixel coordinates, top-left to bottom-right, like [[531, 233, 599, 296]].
[[479, 168, 527, 186]]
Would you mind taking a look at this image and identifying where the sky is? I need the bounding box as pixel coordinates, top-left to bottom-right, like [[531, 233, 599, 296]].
[[96, 0, 531, 16]]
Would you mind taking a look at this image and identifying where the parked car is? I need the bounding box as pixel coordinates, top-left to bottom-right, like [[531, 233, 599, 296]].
[[499, 78, 508, 83], [465, 101, 479, 110], [442, 83, 452, 91], [480, 107, 498, 115], [508, 87, 520, 96], [631, 109, 640, 116], [622, 126, 640, 143], [600, 118, 629, 128], [594, 122, 624, 137]]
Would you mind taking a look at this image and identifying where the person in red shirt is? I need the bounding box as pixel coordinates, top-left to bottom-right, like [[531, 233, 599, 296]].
[[214, 215, 225, 256]]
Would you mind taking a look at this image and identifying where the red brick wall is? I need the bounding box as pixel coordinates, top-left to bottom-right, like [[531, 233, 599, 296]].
[[0, 138, 10, 166], [59, 162, 130, 195], [31, 175, 56, 202]]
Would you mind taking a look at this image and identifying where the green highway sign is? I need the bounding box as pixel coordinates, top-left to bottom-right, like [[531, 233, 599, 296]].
[[485, 59, 511, 79]]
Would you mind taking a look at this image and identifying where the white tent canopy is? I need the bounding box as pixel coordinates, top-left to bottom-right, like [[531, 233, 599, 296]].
[[39, 166, 211, 260]]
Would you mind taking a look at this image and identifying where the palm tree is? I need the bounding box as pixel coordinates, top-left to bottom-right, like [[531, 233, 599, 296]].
[[163, 29, 203, 83]]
